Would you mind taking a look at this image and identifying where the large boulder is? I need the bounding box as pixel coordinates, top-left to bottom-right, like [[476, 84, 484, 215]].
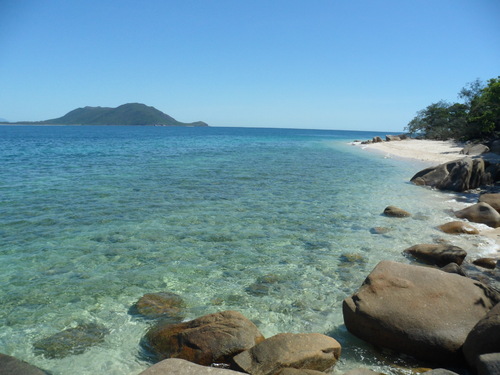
[[383, 206, 411, 218], [476, 353, 500, 375], [455, 202, 500, 228], [0, 353, 49, 375], [410, 157, 489, 192], [144, 310, 264, 366], [463, 303, 500, 369], [460, 144, 490, 156], [372, 136, 383, 143], [233, 333, 341, 375], [138, 358, 244, 375], [342, 260, 497, 364], [32, 322, 109, 359], [438, 221, 479, 235], [479, 193, 500, 213], [403, 244, 467, 267], [386, 135, 401, 141]]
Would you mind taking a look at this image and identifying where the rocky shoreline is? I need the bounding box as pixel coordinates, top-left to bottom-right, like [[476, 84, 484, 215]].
[[2, 138, 500, 375]]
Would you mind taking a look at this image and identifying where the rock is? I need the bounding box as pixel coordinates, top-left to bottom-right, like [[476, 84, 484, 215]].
[[463, 303, 500, 369], [484, 163, 500, 184], [383, 206, 411, 217], [403, 244, 467, 267], [455, 202, 500, 228], [372, 136, 383, 143], [421, 370, 461, 375], [361, 140, 372, 145], [477, 353, 500, 375], [410, 157, 489, 192], [438, 221, 479, 235], [440, 262, 468, 276], [0, 353, 49, 375], [342, 260, 497, 364], [131, 292, 186, 320], [32, 322, 109, 359], [460, 144, 490, 155], [370, 227, 391, 234], [233, 333, 341, 375], [479, 193, 500, 213], [473, 258, 498, 269], [144, 310, 264, 366], [386, 135, 401, 141], [138, 358, 245, 375], [246, 274, 281, 296], [489, 139, 500, 154]]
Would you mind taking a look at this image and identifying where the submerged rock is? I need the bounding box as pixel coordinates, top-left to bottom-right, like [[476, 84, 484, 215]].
[[403, 244, 467, 267], [343, 260, 497, 364], [233, 333, 341, 375], [143, 310, 264, 366], [383, 206, 411, 217], [131, 291, 186, 320], [138, 358, 244, 375], [33, 322, 109, 359], [369, 227, 391, 235]]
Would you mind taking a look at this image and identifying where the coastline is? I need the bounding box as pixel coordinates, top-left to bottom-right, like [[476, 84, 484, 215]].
[[355, 138, 500, 255]]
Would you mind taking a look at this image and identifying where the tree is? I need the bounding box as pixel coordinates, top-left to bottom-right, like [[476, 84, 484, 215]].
[[406, 100, 467, 140], [464, 76, 500, 139]]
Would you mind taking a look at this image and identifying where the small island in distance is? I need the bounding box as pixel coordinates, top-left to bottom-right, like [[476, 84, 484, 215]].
[[0, 103, 209, 127]]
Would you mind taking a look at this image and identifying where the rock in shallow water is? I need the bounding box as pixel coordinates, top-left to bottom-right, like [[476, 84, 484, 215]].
[[32, 322, 109, 359], [403, 243, 467, 267], [138, 358, 244, 375], [131, 291, 186, 320], [455, 202, 500, 228], [438, 221, 479, 235], [343, 260, 497, 365], [0, 353, 49, 375]]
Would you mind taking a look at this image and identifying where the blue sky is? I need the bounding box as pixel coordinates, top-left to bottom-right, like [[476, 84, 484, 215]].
[[1, 0, 499, 131]]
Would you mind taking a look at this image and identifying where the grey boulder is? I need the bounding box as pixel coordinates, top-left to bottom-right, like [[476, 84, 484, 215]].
[[0, 353, 49, 375], [343, 260, 497, 364]]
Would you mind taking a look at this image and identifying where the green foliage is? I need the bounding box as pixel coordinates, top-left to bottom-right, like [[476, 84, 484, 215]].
[[406, 76, 500, 141]]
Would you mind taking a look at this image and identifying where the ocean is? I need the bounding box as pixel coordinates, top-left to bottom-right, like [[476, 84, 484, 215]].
[[0, 126, 492, 374]]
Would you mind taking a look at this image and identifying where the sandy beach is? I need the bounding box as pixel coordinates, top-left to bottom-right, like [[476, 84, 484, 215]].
[[358, 138, 500, 253]]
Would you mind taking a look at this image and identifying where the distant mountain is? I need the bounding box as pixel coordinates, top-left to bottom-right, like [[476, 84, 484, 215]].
[[4, 103, 208, 126]]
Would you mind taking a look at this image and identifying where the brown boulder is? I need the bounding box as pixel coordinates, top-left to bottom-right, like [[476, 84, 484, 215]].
[[438, 221, 479, 235], [276, 369, 328, 375], [0, 353, 49, 375], [463, 303, 500, 369], [386, 135, 401, 141], [403, 244, 467, 267], [472, 258, 498, 270], [460, 144, 490, 155], [138, 358, 245, 375], [383, 206, 411, 218], [479, 193, 500, 213], [132, 292, 185, 320], [144, 310, 264, 366], [233, 333, 341, 375], [455, 202, 500, 228], [343, 260, 497, 364]]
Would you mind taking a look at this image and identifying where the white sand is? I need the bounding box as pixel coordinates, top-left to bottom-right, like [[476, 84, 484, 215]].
[[360, 139, 466, 165]]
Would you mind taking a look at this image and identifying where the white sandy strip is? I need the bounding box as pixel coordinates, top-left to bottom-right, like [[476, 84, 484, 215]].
[[361, 139, 466, 165], [359, 138, 500, 254]]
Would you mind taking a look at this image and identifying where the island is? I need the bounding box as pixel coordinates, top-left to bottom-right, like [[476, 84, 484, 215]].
[[0, 103, 208, 127]]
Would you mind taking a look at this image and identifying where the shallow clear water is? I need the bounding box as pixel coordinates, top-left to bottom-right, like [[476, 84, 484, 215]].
[[0, 126, 490, 374]]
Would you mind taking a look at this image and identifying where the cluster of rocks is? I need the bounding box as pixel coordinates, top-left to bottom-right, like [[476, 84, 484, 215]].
[[357, 134, 408, 145]]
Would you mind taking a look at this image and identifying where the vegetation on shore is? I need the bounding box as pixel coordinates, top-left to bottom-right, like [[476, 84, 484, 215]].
[[406, 76, 500, 141]]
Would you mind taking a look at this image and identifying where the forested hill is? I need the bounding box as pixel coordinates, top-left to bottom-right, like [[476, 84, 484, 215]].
[[6, 103, 209, 126]]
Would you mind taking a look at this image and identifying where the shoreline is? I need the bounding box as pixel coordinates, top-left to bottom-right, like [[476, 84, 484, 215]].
[[355, 138, 500, 255]]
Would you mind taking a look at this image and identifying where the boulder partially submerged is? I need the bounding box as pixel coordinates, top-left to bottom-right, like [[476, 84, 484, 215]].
[[343, 260, 497, 364], [455, 202, 500, 228], [403, 244, 467, 267], [438, 221, 479, 235]]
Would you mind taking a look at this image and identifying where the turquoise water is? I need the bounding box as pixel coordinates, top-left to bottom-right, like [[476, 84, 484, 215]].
[[0, 126, 489, 374]]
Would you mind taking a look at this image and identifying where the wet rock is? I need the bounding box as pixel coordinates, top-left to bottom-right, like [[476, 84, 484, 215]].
[[455, 202, 500, 228], [441, 262, 468, 276], [343, 260, 497, 364], [131, 292, 185, 320], [422, 370, 461, 375], [277, 368, 328, 375], [33, 322, 109, 359], [0, 353, 49, 375], [246, 274, 281, 296], [438, 221, 479, 235], [463, 303, 500, 369], [383, 206, 411, 218], [479, 193, 500, 213], [138, 358, 244, 375], [477, 353, 500, 375], [338, 253, 367, 267], [233, 333, 341, 375], [144, 310, 264, 366], [473, 258, 498, 270], [460, 144, 490, 156], [403, 244, 467, 267]]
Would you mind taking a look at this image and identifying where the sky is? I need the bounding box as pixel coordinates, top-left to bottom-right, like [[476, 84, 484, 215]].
[[1, 0, 499, 131]]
